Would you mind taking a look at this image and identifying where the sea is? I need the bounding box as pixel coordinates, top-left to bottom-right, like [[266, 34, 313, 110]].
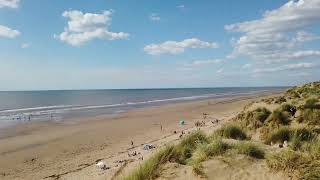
[[0, 87, 287, 128]]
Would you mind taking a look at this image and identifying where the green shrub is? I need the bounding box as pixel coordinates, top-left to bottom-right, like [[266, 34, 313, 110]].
[[190, 138, 229, 164], [261, 97, 274, 104], [265, 126, 314, 149], [280, 103, 295, 112], [290, 127, 314, 151], [213, 124, 247, 140], [293, 127, 314, 141], [239, 108, 272, 130], [275, 96, 287, 104], [235, 142, 265, 159], [304, 98, 320, 109], [189, 138, 229, 177], [299, 108, 320, 125], [285, 89, 300, 99], [192, 162, 206, 176], [265, 126, 291, 144], [254, 107, 272, 123], [267, 150, 320, 180], [124, 145, 176, 180], [266, 150, 308, 178], [206, 139, 230, 156], [266, 109, 291, 126], [174, 131, 208, 164], [302, 138, 320, 155], [190, 143, 209, 164]]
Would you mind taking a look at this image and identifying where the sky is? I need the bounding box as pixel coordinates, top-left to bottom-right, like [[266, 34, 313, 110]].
[[0, 0, 320, 90]]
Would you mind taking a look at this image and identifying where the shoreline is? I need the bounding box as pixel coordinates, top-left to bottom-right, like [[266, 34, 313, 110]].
[[0, 89, 284, 138], [0, 91, 282, 180], [0, 89, 286, 131]]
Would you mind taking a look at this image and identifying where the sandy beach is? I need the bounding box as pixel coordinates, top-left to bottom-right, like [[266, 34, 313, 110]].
[[0, 91, 282, 180]]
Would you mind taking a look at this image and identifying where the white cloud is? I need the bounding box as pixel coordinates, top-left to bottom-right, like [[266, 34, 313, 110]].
[[21, 43, 30, 48], [0, 25, 20, 38], [177, 5, 185, 10], [217, 68, 223, 73], [192, 59, 222, 65], [295, 31, 320, 42], [253, 62, 316, 73], [0, 0, 19, 8], [55, 10, 129, 46], [288, 72, 311, 77], [176, 67, 193, 71], [149, 13, 161, 21], [226, 0, 320, 62], [183, 59, 222, 67], [242, 63, 252, 69], [144, 38, 218, 55]]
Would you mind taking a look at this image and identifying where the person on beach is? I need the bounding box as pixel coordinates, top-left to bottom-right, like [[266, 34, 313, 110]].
[[131, 140, 134, 146], [289, 106, 297, 117]]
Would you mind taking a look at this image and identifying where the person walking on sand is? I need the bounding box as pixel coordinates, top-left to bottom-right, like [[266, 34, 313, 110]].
[[131, 140, 134, 146]]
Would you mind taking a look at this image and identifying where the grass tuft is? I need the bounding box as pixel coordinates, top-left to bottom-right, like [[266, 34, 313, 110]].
[[189, 138, 229, 176], [235, 142, 265, 159], [267, 149, 320, 180], [238, 108, 271, 130], [304, 98, 320, 109], [280, 103, 295, 113], [174, 131, 208, 164], [298, 108, 320, 125], [213, 124, 247, 140], [124, 145, 176, 180], [266, 109, 291, 127], [265, 126, 291, 145]]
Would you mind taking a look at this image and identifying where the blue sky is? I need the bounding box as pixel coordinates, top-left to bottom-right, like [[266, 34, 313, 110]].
[[0, 0, 319, 90]]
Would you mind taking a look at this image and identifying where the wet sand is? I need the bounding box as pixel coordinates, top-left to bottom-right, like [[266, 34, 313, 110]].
[[0, 91, 282, 180]]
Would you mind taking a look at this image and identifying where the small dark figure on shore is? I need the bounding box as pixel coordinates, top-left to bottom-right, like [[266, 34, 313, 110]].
[[131, 140, 134, 146]]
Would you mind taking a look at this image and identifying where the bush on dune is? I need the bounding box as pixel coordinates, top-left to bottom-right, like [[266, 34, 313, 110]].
[[303, 98, 320, 109], [254, 107, 272, 123], [237, 108, 271, 130], [266, 150, 309, 178], [174, 131, 208, 164], [234, 142, 265, 159], [190, 138, 230, 164], [298, 108, 320, 125], [280, 103, 295, 113], [266, 109, 291, 127], [265, 126, 291, 145], [213, 124, 247, 140], [189, 139, 230, 176], [124, 145, 176, 180], [290, 127, 315, 150], [267, 149, 320, 180], [274, 96, 287, 104], [265, 126, 314, 145], [285, 89, 300, 99]]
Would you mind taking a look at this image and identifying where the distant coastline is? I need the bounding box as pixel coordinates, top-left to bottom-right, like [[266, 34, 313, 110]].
[[0, 87, 287, 128]]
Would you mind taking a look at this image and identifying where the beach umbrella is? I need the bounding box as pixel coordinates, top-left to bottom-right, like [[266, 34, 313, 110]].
[[179, 120, 185, 125]]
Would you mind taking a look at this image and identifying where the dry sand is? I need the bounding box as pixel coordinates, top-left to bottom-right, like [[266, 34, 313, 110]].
[[0, 92, 282, 180]]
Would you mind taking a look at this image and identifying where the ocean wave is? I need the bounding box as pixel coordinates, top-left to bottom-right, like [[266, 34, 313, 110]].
[[0, 90, 269, 119]]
